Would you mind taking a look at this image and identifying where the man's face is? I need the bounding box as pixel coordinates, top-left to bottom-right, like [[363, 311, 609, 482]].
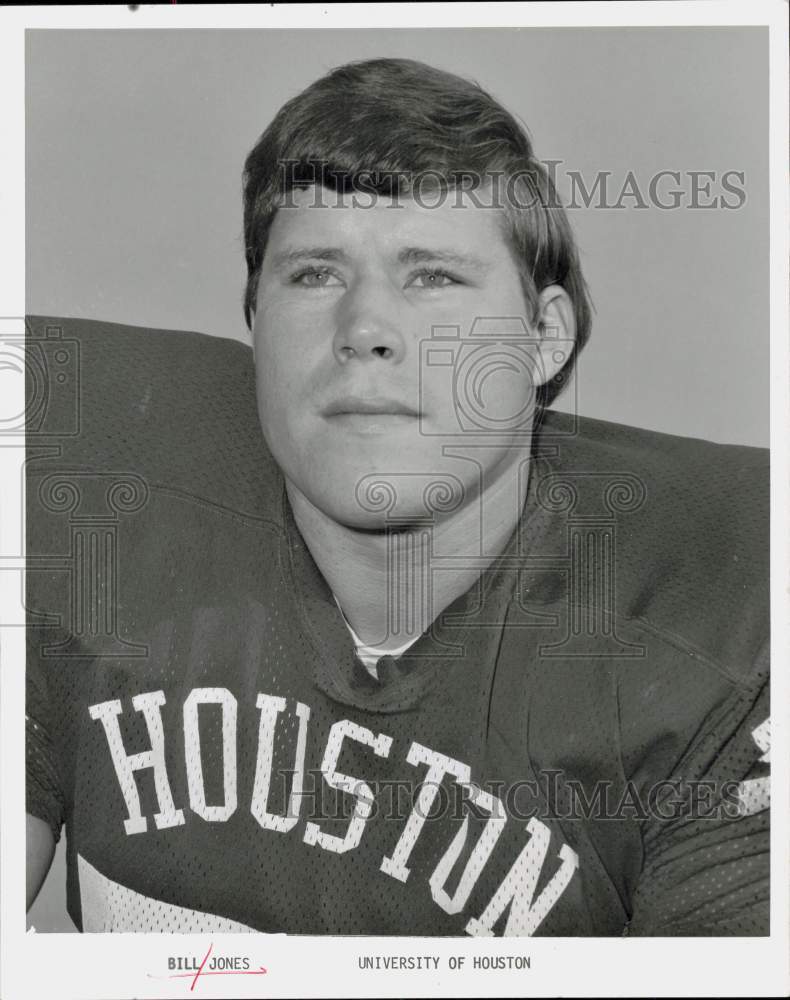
[[252, 186, 553, 529]]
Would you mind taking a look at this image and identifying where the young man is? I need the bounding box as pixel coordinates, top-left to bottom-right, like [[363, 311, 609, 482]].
[[26, 58, 769, 936]]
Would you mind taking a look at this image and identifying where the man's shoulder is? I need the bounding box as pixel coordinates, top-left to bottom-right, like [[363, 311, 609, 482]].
[[539, 407, 768, 475], [25, 315, 282, 519], [531, 409, 769, 686], [536, 407, 768, 542], [26, 314, 255, 390]]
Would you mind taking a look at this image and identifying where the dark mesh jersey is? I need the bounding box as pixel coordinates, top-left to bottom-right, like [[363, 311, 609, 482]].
[[25, 316, 770, 936]]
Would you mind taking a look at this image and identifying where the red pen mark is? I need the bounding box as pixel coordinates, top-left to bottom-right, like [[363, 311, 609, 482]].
[[190, 942, 213, 992]]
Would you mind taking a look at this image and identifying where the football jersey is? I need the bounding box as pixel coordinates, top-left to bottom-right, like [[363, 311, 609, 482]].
[[25, 316, 770, 936]]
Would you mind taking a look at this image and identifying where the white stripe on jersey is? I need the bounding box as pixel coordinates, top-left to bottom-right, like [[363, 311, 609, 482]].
[[78, 854, 256, 933]]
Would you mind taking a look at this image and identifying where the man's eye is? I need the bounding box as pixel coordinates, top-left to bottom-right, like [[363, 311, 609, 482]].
[[407, 269, 460, 289], [290, 268, 342, 288]]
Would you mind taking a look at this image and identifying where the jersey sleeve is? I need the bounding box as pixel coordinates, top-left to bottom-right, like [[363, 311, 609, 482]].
[[627, 638, 770, 936], [26, 628, 66, 844]]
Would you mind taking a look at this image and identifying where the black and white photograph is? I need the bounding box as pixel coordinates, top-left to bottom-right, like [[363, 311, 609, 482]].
[[2, 3, 788, 998]]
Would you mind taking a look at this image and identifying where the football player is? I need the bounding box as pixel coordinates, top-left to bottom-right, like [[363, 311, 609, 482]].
[[26, 57, 769, 936]]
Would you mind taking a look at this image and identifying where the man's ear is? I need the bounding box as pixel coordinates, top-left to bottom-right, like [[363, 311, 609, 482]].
[[533, 284, 576, 386]]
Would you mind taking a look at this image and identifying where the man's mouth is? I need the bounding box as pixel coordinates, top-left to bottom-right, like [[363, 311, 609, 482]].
[[323, 395, 420, 418], [322, 395, 421, 434]]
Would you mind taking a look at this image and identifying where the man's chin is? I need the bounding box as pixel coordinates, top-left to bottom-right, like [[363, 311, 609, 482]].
[[305, 477, 471, 533]]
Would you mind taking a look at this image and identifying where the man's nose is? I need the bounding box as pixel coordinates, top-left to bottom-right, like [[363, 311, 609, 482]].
[[332, 278, 406, 364]]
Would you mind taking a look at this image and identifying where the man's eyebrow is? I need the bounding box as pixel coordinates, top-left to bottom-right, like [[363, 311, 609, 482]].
[[269, 247, 351, 270], [397, 247, 492, 270], [268, 245, 492, 272]]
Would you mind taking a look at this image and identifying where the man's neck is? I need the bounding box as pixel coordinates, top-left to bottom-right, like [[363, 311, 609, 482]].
[[286, 454, 530, 651]]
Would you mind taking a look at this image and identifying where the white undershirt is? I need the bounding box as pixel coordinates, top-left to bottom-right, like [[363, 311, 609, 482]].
[[333, 595, 420, 680]]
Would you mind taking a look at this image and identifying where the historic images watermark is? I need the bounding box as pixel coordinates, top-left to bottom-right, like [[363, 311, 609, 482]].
[[276, 160, 747, 211], [261, 766, 753, 825]]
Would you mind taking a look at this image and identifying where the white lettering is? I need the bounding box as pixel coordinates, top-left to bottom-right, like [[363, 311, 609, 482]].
[[429, 783, 506, 914], [381, 742, 471, 882], [465, 817, 578, 936], [303, 720, 392, 854], [89, 691, 184, 835], [250, 694, 310, 832], [738, 717, 771, 817], [183, 688, 237, 822]]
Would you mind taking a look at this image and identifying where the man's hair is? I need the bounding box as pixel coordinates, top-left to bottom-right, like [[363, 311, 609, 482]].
[[242, 57, 592, 406]]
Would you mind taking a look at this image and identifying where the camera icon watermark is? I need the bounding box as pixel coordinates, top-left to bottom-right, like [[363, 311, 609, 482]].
[[0, 317, 83, 630], [0, 318, 80, 437], [419, 316, 575, 440], [0, 318, 149, 654]]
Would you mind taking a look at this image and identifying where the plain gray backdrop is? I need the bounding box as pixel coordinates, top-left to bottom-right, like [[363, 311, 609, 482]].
[[25, 26, 769, 932], [27, 27, 768, 446]]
